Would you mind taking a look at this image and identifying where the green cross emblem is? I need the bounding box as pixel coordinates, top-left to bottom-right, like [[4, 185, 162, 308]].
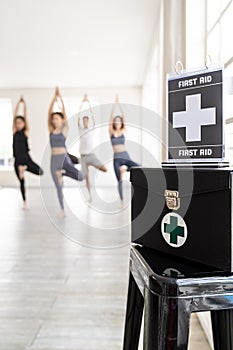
[[164, 215, 184, 245]]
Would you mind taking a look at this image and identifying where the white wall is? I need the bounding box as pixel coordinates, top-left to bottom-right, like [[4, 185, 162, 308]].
[[0, 86, 141, 187]]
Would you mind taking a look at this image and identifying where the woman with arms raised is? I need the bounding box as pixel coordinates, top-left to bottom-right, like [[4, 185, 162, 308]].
[[13, 96, 43, 209], [48, 87, 83, 216], [109, 96, 139, 204]]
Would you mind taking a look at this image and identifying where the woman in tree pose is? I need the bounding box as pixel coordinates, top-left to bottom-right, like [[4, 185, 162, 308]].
[[109, 96, 139, 203], [13, 96, 43, 209], [78, 94, 107, 202], [48, 87, 83, 216]]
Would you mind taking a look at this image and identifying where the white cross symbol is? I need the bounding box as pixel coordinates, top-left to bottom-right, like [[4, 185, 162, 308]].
[[173, 94, 216, 142]]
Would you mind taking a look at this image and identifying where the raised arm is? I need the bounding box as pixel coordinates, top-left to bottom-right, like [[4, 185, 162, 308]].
[[56, 87, 69, 135], [57, 89, 67, 120], [84, 95, 95, 127], [14, 99, 21, 119], [53, 87, 66, 120], [21, 97, 27, 119], [48, 93, 57, 133], [78, 94, 95, 128], [115, 94, 125, 118], [77, 96, 83, 129], [13, 99, 21, 134], [118, 102, 126, 129], [21, 97, 29, 135], [90, 107, 95, 127], [13, 97, 29, 135], [109, 103, 116, 135]]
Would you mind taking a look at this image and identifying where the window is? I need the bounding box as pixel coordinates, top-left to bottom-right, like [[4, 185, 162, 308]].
[[207, 23, 221, 63], [206, 0, 233, 163], [221, 2, 233, 62], [207, 0, 233, 63], [0, 98, 13, 168]]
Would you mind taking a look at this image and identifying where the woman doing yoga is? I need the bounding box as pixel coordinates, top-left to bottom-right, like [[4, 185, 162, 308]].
[[48, 87, 83, 216], [78, 94, 107, 202], [109, 96, 139, 203], [13, 97, 43, 209]]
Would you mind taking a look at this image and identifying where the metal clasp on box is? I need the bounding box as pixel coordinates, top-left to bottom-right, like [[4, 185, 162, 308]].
[[164, 190, 180, 210]]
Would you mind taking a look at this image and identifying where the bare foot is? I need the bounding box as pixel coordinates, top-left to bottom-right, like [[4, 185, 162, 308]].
[[87, 199, 92, 206], [56, 170, 63, 186], [120, 200, 125, 209], [87, 194, 92, 203], [99, 165, 107, 172], [19, 165, 27, 180], [60, 209, 66, 218], [22, 201, 28, 210]]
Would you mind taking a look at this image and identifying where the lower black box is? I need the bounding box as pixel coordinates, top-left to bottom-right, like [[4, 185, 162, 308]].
[[131, 167, 233, 271]]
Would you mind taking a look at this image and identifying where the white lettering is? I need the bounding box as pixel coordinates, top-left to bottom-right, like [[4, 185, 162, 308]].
[[199, 148, 212, 156], [178, 78, 198, 88], [178, 149, 198, 157], [199, 75, 212, 84]]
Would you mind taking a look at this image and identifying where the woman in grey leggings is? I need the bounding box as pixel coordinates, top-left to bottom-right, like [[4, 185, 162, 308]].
[[48, 87, 83, 216]]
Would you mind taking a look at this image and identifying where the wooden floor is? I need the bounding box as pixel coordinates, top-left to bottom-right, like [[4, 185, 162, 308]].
[[189, 315, 211, 350], [0, 188, 211, 349]]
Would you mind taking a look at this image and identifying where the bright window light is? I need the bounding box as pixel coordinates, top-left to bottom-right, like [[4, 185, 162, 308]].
[[221, 2, 233, 62], [206, 0, 233, 162], [0, 98, 13, 168], [207, 24, 221, 63], [207, 0, 221, 31]]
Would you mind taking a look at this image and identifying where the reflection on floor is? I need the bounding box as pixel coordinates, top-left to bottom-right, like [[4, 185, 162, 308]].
[[0, 188, 210, 349]]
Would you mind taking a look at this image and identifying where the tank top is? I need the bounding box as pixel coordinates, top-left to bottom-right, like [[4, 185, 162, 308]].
[[79, 126, 95, 155], [50, 132, 66, 148], [111, 134, 125, 146]]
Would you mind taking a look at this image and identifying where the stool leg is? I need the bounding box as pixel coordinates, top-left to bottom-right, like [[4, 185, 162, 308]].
[[176, 299, 191, 350], [123, 271, 144, 350], [162, 297, 191, 350], [211, 310, 233, 350], [143, 290, 191, 350], [143, 287, 159, 350]]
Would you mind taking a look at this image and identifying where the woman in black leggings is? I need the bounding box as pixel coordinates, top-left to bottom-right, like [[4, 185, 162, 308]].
[[109, 96, 139, 203], [13, 97, 43, 209]]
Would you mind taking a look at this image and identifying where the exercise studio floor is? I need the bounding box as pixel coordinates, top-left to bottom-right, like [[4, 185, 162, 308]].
[[0, 187, 210, 350]]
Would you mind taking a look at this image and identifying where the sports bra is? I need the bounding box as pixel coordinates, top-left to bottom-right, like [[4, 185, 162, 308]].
[[111, 134, 125, 146], [50, 132, 66, 148]]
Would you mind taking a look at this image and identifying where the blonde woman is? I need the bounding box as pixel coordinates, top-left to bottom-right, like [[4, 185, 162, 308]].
[[48, 87, 83, 215], [13, 97, 43, 209]]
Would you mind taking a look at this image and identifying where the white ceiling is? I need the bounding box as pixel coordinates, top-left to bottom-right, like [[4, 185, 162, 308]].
[[0, 0, 157, 88]]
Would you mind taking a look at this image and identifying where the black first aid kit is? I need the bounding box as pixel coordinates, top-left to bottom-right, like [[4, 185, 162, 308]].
[[131, 166, 233, 271], [130, 64, 233, 270]]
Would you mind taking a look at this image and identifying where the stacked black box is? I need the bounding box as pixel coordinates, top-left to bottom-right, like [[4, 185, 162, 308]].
[[131, 166, 233, 271]]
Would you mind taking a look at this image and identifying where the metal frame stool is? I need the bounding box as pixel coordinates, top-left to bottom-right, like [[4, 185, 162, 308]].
[[123, 245, 233, 350]]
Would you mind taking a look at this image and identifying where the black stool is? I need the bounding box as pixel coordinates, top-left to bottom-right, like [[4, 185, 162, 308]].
[[123, 245, 233, 350]]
